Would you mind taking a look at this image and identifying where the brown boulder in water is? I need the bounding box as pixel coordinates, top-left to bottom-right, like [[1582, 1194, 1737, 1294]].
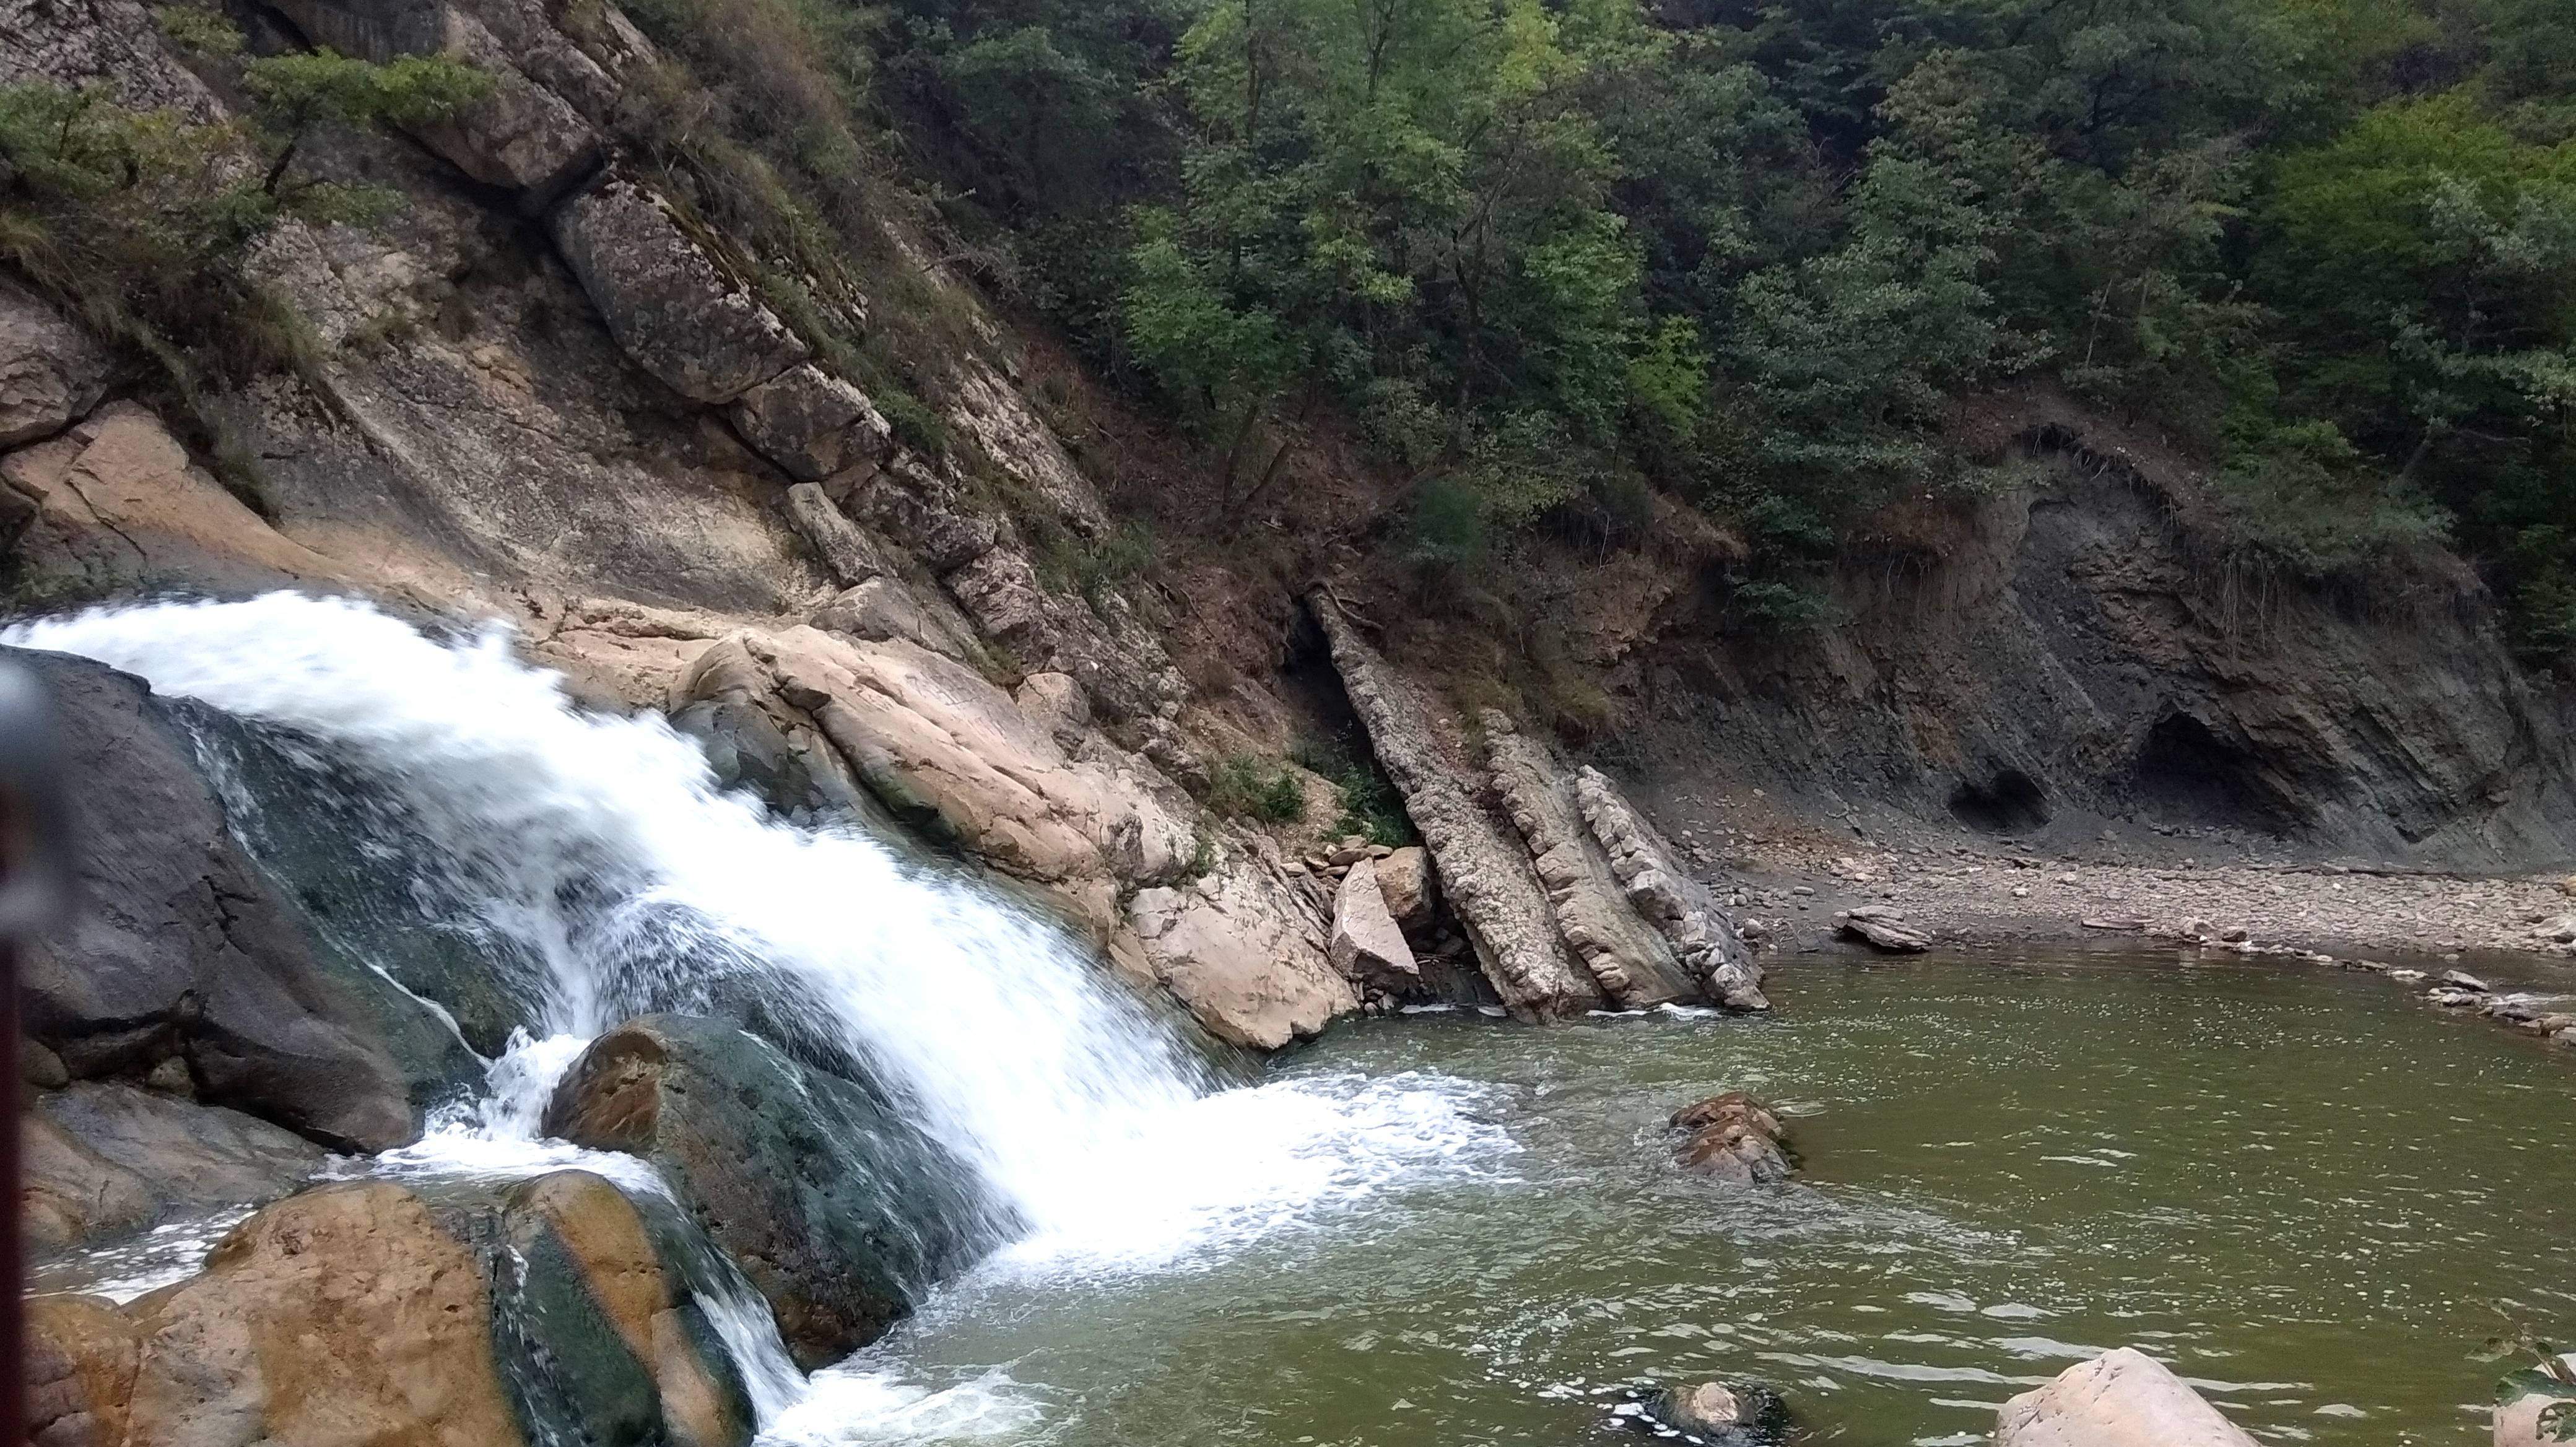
[[1670, 1090, 1792, 1184]]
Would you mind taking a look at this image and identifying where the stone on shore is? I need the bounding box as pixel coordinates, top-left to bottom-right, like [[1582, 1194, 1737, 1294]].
[[1840, 910, 1931, 954], [1995, 1347, 2258, 1447], [1127, 848, 1360, 1050], [1376, 845, 1437, 931], [1330, 857, 1420, 990]]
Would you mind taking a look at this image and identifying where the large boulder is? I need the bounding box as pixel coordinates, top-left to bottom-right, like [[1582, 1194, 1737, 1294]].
[[549, 176, 809, 404], [1329, 857, 1419, 991], [24, 1083, 324, 1252], [732, 364, 892, 482], [485, 1171, 755, 1447], [1572, 766, 1767, 1010], [1482, 712, 1697, 1008], [9, 647, 479, 1150], [117, 1183, 524, 1447], [1305, 591, 1601, 1017], [0, 277, 110, 447], [1376, 845, 1436, 931], [542, 1014, 996, 1370], [25, 1173, 756, 1447], [1995, 1347, 2259, 1447], [1128, 847, 1361, 1049]]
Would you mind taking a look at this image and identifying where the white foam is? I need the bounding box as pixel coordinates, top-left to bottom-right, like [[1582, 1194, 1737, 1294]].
[[9, 594, 1510, 1434]]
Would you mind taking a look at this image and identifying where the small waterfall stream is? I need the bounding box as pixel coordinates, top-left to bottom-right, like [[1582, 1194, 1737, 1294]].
[[6, 594, 1504, 1438]]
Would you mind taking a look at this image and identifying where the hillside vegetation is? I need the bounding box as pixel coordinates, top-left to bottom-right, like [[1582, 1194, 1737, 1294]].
[[6, 0, 2574, 666]]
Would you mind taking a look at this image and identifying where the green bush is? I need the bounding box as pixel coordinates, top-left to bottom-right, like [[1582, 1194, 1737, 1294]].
[[1288, 734, 1412, 848], [1207, 754, 1304, 825]]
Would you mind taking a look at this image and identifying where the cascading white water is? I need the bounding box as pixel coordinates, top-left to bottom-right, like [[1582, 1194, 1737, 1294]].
[[6, 594, 1508, 1421]]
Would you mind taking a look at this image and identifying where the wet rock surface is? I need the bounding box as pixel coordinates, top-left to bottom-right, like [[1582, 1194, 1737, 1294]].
[[1995, 1346, 2258, 1447], [23, 1084, 324, 1253], [1645, 1380, 1792, 1445], [543, 1013, 997, 1370], [9, 647, 477, 1151], [1669, 1091, 1791, 1185]]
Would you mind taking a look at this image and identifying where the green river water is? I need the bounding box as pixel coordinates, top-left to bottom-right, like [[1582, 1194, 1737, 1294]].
[[807, 947, 2575, 1447]]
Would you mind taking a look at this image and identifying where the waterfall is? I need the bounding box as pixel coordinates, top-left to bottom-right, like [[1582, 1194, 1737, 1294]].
[[6, 594, 1507, 1430]]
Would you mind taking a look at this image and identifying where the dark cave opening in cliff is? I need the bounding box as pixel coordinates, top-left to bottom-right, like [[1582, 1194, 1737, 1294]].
[[1947, 768, 2051, 833], [2124, 712, 2296, 837]]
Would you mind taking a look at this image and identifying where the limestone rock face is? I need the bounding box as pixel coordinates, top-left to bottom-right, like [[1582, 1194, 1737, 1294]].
[[1127, 848, 1361, 1050], [1329, 858, 1419, 989], [785, 480, 898, 587], [9, 648, 476, 1151], [1995, 1348, 2259, 1447], [0, 0, 220, 117], [0, 278, 110, 447], [1572, 767, 1768, 1010], [549, 177, 809, 403], [1482, 712, 1697, 1008], [944, 362, 1109, 535], [120, 1183, 524, 1447], [271, 0, 601, 206], [543, 1014, 996, 1370], [24, 1084, 325, 1252], [1305, 591, 1601, 1017], [0, 403, 352, 599], [733, 364, 892, 482]]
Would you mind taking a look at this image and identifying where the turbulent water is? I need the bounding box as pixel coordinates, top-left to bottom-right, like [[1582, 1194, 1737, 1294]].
[[6, 595, 1502, 1428], [14, 596, 2574, 1447]]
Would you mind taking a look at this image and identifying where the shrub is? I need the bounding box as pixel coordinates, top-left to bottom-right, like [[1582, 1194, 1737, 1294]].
[[1207, 754, 1304, 825]]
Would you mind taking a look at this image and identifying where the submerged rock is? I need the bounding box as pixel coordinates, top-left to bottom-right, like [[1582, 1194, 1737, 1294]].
[[544, 1013, 998, 1370], [1995, 1347, 2258, 1446], [1670, 1091, 1791, 1185], [1649, 1379, 1791, 1444]]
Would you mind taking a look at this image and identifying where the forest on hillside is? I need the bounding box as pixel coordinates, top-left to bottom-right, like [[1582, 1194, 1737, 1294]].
[[852, 0, 2576, 658], [6, 0, 2574, 663]]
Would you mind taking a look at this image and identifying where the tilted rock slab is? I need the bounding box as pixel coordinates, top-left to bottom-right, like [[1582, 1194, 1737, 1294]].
[[1482, 711, 1699, 1008], [733, 363, 892, 482], [681, 627, 1195, 900], [549, 176, 809, 404], [1572, 765, 1769, 1010], [1995, 1347, 2258, 1447], [1305, 591, 1602, 1017]]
